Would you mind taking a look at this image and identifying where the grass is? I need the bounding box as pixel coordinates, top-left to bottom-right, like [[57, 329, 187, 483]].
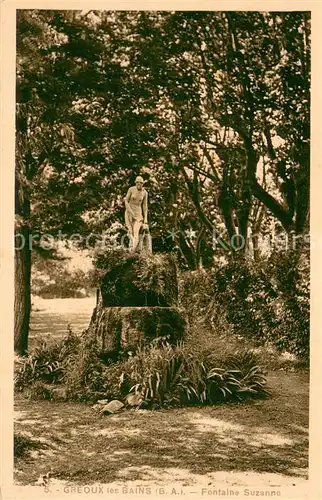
[[14, 370, 309, 486], [28, 296, 95, 351]]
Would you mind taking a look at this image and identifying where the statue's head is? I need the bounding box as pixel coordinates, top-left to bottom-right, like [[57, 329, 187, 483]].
[[135, 176, 144, 190]]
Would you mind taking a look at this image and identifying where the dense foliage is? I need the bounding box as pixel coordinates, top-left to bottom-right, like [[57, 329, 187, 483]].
[[14, 332, 268, 406], [179, 248, 310, 361], [31, 251, 95, 298], [93, 248, 178, 306], [15, 10, 310, 355]]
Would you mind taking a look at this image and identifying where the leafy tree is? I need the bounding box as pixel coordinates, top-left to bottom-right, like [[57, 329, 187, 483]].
[[16, 10, 310, 354], [118, 11, 310, 253], [16, 10, 109, 353]]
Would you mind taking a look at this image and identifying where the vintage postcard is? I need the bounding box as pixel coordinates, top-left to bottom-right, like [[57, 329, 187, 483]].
[[1, 1, 321, 499]]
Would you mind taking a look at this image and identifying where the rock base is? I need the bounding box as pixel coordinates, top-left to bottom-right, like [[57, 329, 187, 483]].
[[88, 251, 186, 355], [89, 305, 185, 354]]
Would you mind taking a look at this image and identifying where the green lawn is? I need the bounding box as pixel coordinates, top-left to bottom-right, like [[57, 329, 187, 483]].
[[28, 297, 95, 350]]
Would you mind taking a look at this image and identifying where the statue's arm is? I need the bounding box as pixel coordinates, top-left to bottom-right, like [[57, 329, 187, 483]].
[[124, 188, 133, 215], [143, 191, 148, 224]]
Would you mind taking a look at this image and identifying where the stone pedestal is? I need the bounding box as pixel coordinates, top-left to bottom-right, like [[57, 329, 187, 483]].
[[88, 252, 185, 355]]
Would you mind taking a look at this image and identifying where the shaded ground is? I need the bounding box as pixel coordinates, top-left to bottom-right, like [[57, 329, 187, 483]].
[[18, 297, 309, 496], [14, 370, 309, 488]]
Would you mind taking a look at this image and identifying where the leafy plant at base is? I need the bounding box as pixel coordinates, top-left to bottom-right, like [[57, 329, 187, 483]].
[[14, 327, 81, 391], [119, 339, 269, 408], [121, 341, 191, 407], [15, 332, 269, 406], [224, 351, 269, 398], [61, 336, 107, 401], [180, 253, 309, 364], [133, 254, 178, 306], [15, 331, 109, 402]]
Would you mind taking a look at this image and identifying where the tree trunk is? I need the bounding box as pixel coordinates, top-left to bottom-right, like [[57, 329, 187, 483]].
[[14, 152, 32, 355], [14, 224, 31, 355]]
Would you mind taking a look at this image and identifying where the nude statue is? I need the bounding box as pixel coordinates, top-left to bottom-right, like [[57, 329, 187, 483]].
[[124, 176, 151, 251]]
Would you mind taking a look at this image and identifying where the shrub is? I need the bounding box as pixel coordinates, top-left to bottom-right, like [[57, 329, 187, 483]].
[[93, 248, 178, 307], [179, 249, 309, 363], [15, 328, 119, 402], [179, 270, 218, 328], [211, 261, 279, 343], [118, 338, 269, 408], [62, 336, 107, 401], [14, 328, 81, 391], [266, 250, 309, 361], [15, 333, 269, 406]]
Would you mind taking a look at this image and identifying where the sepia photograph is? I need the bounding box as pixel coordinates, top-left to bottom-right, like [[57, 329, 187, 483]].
[[1, 4, 316, 499]]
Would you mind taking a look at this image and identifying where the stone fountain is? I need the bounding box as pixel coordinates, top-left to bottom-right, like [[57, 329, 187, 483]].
[[88, 179, 186, 355]]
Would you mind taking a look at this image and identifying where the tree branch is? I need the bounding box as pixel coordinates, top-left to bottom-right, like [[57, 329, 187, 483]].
[[252, 179, 293, 230], [180, 167, 213, 234], [263, 126, 277, 161], [180, 166, 230, 249], [202, 148, 221, 182]]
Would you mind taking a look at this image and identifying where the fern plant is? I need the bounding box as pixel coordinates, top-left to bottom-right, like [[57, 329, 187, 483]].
[[14, 328, 80, 390], [120, 339, 269, 408]]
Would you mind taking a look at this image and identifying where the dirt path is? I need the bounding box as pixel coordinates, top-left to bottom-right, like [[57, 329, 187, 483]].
[[14, 370, 309, 498]]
